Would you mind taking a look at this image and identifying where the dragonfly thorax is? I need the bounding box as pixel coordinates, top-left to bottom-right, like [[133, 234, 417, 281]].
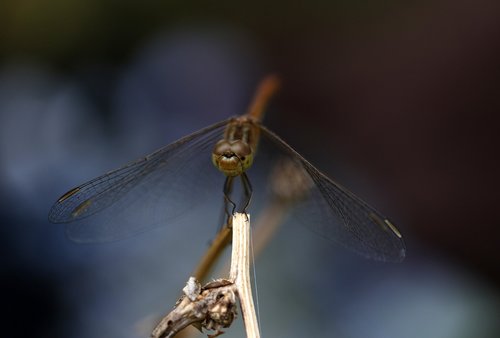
[[211, 139, 254, 176]]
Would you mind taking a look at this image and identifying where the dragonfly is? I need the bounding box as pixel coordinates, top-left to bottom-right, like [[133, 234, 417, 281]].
[[49, 75, 405, 262]]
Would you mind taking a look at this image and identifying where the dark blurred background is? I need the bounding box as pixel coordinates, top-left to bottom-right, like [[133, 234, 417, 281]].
[[1, 0, 500, 337]]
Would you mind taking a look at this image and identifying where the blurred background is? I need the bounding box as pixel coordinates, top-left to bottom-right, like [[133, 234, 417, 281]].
[[1, 0, 499, 337]]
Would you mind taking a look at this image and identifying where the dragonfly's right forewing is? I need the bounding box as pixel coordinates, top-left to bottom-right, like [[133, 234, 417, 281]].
[[49, 118, 232, 242]]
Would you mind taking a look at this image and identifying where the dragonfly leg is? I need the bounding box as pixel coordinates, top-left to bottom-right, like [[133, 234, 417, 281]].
[[241, 173, 253, 214], [223, 176, 236, 222], [215, 177, 232, 233]]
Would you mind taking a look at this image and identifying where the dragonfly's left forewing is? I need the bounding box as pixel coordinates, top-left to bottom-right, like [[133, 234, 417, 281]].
[[258, 125, 406, 262]]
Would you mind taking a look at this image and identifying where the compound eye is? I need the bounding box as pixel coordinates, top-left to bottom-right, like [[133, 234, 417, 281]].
[[231, 140, 252, 158], [213, 140, 231, 156]]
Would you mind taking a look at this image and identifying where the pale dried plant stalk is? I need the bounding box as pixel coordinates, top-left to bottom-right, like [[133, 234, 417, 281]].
[[151, 213, 260, 338]]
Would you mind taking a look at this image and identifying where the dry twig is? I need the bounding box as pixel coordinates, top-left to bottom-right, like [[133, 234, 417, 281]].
[[152, 213, 260, 338]]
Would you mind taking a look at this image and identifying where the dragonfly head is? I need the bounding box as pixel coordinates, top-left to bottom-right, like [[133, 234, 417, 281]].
[[212, 139, 254, 176]]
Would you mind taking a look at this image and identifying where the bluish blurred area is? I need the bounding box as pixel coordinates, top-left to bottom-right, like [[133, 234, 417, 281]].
[[1, 1, 499, 337]]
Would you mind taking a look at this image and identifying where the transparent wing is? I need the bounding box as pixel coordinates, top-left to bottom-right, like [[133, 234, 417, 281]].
[[256, 125, 406, 262], [49, 115, 405, 260], [48, 118, 231, 242]]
